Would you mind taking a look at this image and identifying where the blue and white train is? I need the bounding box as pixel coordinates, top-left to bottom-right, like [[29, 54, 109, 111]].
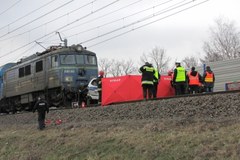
[[0, 44, 98, 113]]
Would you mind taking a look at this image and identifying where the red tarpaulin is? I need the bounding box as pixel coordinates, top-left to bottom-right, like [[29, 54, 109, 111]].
[[101, 75, 175, 106]]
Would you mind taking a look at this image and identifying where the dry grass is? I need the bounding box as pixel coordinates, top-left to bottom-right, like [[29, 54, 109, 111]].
[[1, 119, 240, 160], [1, 92, 240, 159]]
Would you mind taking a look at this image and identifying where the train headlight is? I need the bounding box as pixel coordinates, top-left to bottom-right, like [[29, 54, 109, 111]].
[[65, 76, 73, 82]]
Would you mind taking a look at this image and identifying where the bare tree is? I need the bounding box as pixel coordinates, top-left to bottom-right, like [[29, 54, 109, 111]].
[[140, 46, 171, 72], [98, 58, 112, 77], [139, 53, 148, 64], [181, 56, 199, 68], [201, 17, 240, 63], [98, 58, 138, 77], [122, 59, 138, 75], [108, 59, 122, 77]]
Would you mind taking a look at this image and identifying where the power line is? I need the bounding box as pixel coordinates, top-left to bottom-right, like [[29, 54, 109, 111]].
[[0, 0, 120, 58], [0, 0, 98, 42], [66, 0, 177, 39], [13, 43, 38, 62], [88, 0, 210, 48], [0, 0, 23, 16], [80, 0, 193, 44], [0, 0, 57, 31], [61, 0, 145, 33], [0, 0, 75, 39]]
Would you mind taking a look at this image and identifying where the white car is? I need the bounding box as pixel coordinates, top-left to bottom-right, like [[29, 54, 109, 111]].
[[87, 78, 99, 104]]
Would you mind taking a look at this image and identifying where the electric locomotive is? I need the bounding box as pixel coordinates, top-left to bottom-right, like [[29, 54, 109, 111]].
[[0, 44, 98, 113]]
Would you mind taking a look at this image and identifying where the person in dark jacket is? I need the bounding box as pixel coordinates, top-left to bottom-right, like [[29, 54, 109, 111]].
[[172, 62, 187, 95], [96, 71, 104, 104], [33, 97, 49, 130], [203, 66, 215, 92], [79, 84, 89, 107], [187, 67, 202, 94], [153, 67, 161, 98], [139, 62, 155, 100]]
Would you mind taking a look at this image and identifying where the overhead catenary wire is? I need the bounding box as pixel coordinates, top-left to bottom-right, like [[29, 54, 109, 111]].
[[0, 0, 120, 59], [12, 43, 38, 62], [0, 0, 209, 63], [61, 0, 145, 33], [88, 0, 210, 48], [0, 0, 75, 39], [0, 0, 98, 42], [0, 0, 23, 17], [80, 0, 194, 44], [0, 0, 57, 31], [66, 0, 180, 39], [45, 0, 184, 44], [43, 0, 146, 43]]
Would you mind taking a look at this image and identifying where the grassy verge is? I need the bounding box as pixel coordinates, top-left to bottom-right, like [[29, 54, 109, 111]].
[[0, 120, 240, 160]]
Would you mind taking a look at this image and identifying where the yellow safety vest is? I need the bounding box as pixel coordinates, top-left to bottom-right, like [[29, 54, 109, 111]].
[[175, 67, 186, 82]]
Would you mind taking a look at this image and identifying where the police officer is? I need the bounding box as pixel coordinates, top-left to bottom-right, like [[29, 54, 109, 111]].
[[187, 67, 202, 94], [33, 97, 49, 130], [172, 62, 187, 95], [153, 67, 161, 98], [96, 71, 104, 104], [203, 66, 215, 92], [139, 62, 155, 100]]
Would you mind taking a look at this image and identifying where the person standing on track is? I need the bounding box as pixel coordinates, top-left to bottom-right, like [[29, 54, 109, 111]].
[[203, 66, 215, 92], [33, 97, 49, 130], [172, 62, 187, 95], [139, 62, 155, 100]]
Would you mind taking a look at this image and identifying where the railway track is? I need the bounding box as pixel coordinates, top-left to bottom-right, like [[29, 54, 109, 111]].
[[110, 89, 240, 105], [1, 89, 240, 127], [1, 89, 240, 116]]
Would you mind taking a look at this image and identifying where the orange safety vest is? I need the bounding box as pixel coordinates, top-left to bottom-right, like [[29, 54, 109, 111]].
[[188, 72, 200, 85], [205, 72, 214, 82]]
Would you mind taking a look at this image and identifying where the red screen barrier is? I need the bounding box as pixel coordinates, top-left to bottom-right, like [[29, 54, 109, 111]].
[[101, 75, 175, 106]]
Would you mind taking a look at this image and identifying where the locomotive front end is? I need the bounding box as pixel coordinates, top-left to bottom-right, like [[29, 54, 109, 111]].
[[57, 45, 98, 105]]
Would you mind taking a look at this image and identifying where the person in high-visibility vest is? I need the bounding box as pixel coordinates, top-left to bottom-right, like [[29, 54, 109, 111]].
[[203, 66, 215, 92], [172, 62, 187, 95], [153, 67, 161, 98], [187, 67, 202, 94], [139, 62, 155, 100]]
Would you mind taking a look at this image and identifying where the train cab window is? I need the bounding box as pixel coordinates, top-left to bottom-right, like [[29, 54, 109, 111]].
[[60, 55, 75, 64], [36, 60, 43, 72], [51, 55, 58, 68], [19, 68, 24, 78], [25, 65, 31, 76], [85, 55, 96, 65], [76, 55, 84, 64]]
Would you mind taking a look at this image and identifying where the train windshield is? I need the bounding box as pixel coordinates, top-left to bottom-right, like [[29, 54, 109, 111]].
[[84, 55, 97, 65], [60, 55, 75, 64], [60, 54, 97, 65]]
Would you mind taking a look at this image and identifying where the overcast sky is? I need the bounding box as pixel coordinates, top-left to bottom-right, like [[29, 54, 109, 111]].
[[0, 0, 239, 67]]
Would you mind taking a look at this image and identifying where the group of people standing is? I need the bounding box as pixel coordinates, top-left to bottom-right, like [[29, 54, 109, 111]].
[[139, 61, 215, 99], [170, 62, 215, 95]]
